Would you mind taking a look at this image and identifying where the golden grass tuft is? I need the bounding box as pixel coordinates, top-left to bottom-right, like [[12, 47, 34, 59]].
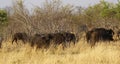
[[0, 40, 120, 64]]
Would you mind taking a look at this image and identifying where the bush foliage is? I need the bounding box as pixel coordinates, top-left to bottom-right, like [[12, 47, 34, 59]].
[[1, 0, 120, 38], [0, 9, 7, 24]]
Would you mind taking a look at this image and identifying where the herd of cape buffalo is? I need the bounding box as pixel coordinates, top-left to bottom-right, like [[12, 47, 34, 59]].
[[0, 27, 120, 49]]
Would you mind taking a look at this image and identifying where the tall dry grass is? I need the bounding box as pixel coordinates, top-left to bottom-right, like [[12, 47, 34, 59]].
[[0, 39, 120, 64], [1, 0, 120, 64]]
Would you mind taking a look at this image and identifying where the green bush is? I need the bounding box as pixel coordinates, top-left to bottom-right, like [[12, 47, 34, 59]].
[[0, 9, 7, 24]]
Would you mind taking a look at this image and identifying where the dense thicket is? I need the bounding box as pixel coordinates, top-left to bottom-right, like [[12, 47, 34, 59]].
[[1, 0, 120, 39]]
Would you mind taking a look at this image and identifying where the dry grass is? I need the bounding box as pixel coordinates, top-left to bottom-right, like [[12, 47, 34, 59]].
[[0, 40, 120, 64]]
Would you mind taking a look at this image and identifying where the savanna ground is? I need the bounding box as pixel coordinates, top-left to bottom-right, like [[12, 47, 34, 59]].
[[0, 39, 120, 64], [1, 0, 120, 64]]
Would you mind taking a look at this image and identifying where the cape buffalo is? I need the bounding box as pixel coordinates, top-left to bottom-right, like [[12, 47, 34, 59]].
[[30, 33, 52, 49], [86, 28, 114, 47], [30, 32, 77, 49], [62, 32, 76, 45], [12, 32, 28, 44], [50, 32, 77, 48], [50, 33, 65, 45]]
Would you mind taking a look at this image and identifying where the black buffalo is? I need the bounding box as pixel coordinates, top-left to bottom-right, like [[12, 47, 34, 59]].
[[86, 28, 114, 47], [31, 33, 66, 49], [30, 33, 52, 49], [30, 32, 77, 49], [62, 32, 76, 45], [50, 32, 77, 48], [50, 33, 65, 45], [12, 32, 28, 44]]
